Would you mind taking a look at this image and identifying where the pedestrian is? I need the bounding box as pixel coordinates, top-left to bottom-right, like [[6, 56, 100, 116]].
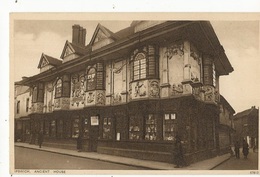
[[38, 131, 44, 148], [77, 134, 82, 152], [242, 139, 249, 159], [173, 135, 186, 168], [229, 145, 234, 157], [234, 141, 240, 159]]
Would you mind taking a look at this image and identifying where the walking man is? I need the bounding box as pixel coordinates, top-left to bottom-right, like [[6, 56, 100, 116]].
[[38, 131, 44, 148], [234, 141, 240, 159], [242, 139, 249, 159], [173, 135, 186, 168]]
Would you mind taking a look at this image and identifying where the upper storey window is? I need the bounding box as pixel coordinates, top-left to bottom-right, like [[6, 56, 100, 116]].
[[130, 45, 159, 81], [87, 67, 96, 91], [212, 63, 216, 87], [86, 63, 104, 91], [55, 74, 71, 98], [55, 79, 62, 98], [133, 53, 146, 80], [203, 56, 217, 87], [32, 83, 44, 103]]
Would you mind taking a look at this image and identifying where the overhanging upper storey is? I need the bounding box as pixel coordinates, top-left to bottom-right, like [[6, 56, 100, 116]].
[[16, 21, 233, 86]]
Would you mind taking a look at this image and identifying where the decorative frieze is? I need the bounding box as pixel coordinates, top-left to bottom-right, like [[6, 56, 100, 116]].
[[30, 102, 44, 113], [164, 43, 184, 59], [53, 97, 70, 110], [113, 93, 122, 104], [71, 72, 86, 107], [134, 81, 147, 97], [96, 91, 105, 105], [172, 84, 183, 96], [87, 92, 95, 104], [149, 80, 160, 98]]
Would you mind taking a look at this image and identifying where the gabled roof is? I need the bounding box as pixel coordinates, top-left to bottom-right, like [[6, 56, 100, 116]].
[[37, 53, 62, 69], [233, 107, 258, 119], [220, 95, 235, 114], [15, 85, 30, 96], [114, 26, 134, 39], [60, 40, 87, 59], [89, 23, 119, 46]]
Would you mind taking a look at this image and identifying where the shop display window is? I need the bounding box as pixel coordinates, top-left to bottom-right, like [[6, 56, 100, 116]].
[[103, 117, 112, 139], [145, 114, 157, 140], [72, 118, 80, 138], [129, 115, 142, 140], [163, 113, 177, 141]]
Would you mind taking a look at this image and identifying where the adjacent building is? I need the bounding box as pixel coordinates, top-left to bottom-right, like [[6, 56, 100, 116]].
[[15, 21, 234, 164], [219, 95, 235, 154], [233, 106, 259, 148], [14, 85, 31, 142]]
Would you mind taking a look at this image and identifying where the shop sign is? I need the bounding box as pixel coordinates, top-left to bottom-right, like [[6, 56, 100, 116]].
[[91, 116, 99, 126]]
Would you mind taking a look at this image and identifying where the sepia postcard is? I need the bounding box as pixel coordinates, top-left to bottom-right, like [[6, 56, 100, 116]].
[[9, 13, 260, 176]]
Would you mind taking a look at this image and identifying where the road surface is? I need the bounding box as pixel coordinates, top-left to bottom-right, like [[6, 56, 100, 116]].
[[15, 146, 149, 170]]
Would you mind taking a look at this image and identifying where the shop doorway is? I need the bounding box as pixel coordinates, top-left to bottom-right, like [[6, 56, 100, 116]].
[[89, 115, 99, 152]]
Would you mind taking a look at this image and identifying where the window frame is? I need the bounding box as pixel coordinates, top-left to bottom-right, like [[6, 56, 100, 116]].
[[26, 98, 29, 112], [86, 67, 97, 91], [102, 117, 113, 140], [129, 115, 143, 140], [133, 52, 147, 81], [145, 114, 157, 141], [130, 45, 159, 82], [16, 101, 20, 114], [163, 113, 177, 141], [55, 78, 63, 98], [86, 63, 104, 91]]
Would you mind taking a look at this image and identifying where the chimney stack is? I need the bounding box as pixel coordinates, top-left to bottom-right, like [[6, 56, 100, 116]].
[[72, 25, 86, 47]]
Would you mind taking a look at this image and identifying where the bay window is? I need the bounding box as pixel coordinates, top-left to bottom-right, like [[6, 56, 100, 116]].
[[203, 56, 217, 87], [130, 45, 159, 81], [86, 62, 104, 91], [55, 74, 71, 98], [32, 83, 44, 103]]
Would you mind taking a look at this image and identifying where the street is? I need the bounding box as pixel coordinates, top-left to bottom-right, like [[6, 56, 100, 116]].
[[15, 147, 148, 170], [213, 150, 258, 170]]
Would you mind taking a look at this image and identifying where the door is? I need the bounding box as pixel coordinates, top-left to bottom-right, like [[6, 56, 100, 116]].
[[90, 116, 99, 152]]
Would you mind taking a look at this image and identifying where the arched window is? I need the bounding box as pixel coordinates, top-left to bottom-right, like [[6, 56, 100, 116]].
[[133, 53, 146, 80], [87, 67, 96, 91], [131, 45, 159, 81], [55, 79, 62, 98]]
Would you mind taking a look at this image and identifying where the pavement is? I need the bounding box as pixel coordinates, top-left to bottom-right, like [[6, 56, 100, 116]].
[[15, 142, 230, 170]]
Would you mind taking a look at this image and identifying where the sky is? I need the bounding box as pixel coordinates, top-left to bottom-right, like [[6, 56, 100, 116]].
[[13, 20, 260, 114]]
